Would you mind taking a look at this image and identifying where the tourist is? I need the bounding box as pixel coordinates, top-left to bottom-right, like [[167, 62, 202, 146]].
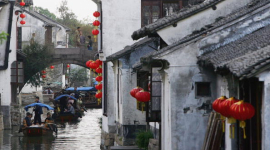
[[44, 88, 54, 94], [87, 35, 93, 50], [23, 112, 32, 127], [75, 27, 81, 47], [80, 31, 85, 45], [64, 103, 75, 115], [33, 97, 43, 125]]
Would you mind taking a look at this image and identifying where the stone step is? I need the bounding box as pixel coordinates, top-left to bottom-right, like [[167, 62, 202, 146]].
[[110, 146, 142, 150]]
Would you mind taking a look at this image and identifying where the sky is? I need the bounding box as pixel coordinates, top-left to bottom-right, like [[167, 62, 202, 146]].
[[34, 0, 97, 22]]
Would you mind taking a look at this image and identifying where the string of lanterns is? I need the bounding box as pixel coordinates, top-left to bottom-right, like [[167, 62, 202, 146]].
[[212, 96, 255, 139], [92, 11, 100, 42], [86, 59, 103, 105], [41, 70, 46, 79], [130, 87, 151, 112], [19, 0, 26, 25]]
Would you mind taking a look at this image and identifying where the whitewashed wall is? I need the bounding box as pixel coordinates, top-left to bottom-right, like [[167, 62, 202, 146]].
[[101, 0, 141, 133]]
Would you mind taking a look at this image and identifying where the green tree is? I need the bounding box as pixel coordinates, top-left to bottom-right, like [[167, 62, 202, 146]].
[[23, 42, 53, 87], [68, 67, 88, 86], [34, 6, 57, 20], [0, 31, 9, 44]]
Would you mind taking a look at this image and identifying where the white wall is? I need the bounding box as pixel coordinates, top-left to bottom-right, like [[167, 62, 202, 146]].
[[20, 83, 42, 93], [102, 0, 141, 58], [0, 4, 17, 106], [101, 0, 141, 132], [157, 0, 252, 45]]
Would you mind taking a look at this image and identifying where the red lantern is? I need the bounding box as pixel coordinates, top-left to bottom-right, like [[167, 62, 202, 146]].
[[95, 68, 102, 74], [96, 59, 102, 66], [95, 84, 102, 90], [96, 76, 102, 82], [92, 29, 99, 35], [41, 70, 46, 74], [130, 87, 143, 98], [67, 64, 70, 68], [20, 2, 25, 6], [20, 13, 26, 18], [20, 20, 26, 25], [95, 92, 102, 99], [42, 75, 46, 78], [212, 96, 227, 113], [135, 90, 150, 102], [90, 61, 99, 69], [219, 97, 239, 118], [93, 20, 100, 26], [86, 60, 92, 68], [50, 65, 55, 69], [93, 11, 100, 18], [230, 100, 255, 139]]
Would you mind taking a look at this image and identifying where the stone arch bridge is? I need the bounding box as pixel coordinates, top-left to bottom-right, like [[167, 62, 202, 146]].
[[49, 47, 98, 68]]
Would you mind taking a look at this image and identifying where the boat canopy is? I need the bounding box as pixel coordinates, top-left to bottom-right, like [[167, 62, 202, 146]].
[[65, 87, 97, 91]]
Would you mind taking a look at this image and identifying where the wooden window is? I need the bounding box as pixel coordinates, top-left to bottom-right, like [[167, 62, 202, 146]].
[[103, 62, 107, 116], [141, 1, 161, 27], [146, 67, 161, 122], [162, 1, 180, 17], [11, 61, 24, 84], [196, 82, 211, 97], [17, 27, 22, 50]]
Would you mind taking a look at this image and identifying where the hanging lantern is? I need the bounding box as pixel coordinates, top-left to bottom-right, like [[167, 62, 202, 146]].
[[219, 97, 239, 118], [95, 91, 102, 99], [41, 70, 46, 74], [90, 61, 99, 70], [20, 13, 26, 19], [230, 100, 255, 139], [219, 97, 239, 138], [20, 20, 26, 25], [96, 76, 102, 82], [50, 65, 55, 69], [130, 87, 143, 98], [95, 84, 102, 90], [92, 29, 99, 42], [212, 96, 227, 113], [135, 90, 150, 102], [20, 2, 25, 6], [95, 67, 102, 74], [67, 64, 70, 68], [93, 20, 100, 27], [42, 75, 46, 78], [93, 11, 100, 18], [86, 60, 93, 68], [96, 59, 102, 66]]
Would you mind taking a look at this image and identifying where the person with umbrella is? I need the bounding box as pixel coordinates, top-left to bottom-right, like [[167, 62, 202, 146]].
[[33, 96, 43, 125]]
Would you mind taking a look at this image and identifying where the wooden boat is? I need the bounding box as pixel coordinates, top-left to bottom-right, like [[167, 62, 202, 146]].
[[22, 126, 53, 136], [84, 102, 102, 108], [54, 113, 80, 122]]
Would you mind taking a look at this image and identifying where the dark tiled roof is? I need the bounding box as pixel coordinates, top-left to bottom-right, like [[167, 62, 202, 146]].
[[131, 0, 224, 40], [106, 38, 157, 62], [140, 0, 270, 61], [17, 5, 70, 31], [199, 25, 270, 78]]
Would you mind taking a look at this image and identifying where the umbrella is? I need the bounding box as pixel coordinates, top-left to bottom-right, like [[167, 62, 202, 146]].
[[65, 87, 97, 91], [55, 94, 77, 101], [24, 103, 54, 111]]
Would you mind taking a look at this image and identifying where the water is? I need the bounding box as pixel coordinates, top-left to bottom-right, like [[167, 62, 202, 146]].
[[0, 109, 102, 150]]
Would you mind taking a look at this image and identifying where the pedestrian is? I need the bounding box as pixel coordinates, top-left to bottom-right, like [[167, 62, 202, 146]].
[[64, 103, 75, 115], [75, 27, 81, 47], [33, 96, 43, 125], [80, 31, 85, 45], [87, 35, 93, 50]]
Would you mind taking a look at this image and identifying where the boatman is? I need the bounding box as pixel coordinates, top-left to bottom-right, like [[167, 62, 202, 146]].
[[33, 96, 43, 125]]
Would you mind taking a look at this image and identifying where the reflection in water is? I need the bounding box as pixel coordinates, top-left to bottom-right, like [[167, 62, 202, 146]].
[[0, 109, 102, 150]]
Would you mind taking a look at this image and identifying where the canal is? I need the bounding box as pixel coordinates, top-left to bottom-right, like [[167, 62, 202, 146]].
[[0, 109, 102, 150]]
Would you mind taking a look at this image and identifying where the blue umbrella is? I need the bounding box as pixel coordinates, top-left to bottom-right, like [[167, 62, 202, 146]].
[[24, 103, 54, 111], [55, 94, 77, 101], [65, 87, 97, 91]]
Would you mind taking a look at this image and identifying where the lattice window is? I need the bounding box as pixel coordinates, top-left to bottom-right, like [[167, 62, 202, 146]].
[[142, 1, 161, 27], [11, 61, 24, 84]]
